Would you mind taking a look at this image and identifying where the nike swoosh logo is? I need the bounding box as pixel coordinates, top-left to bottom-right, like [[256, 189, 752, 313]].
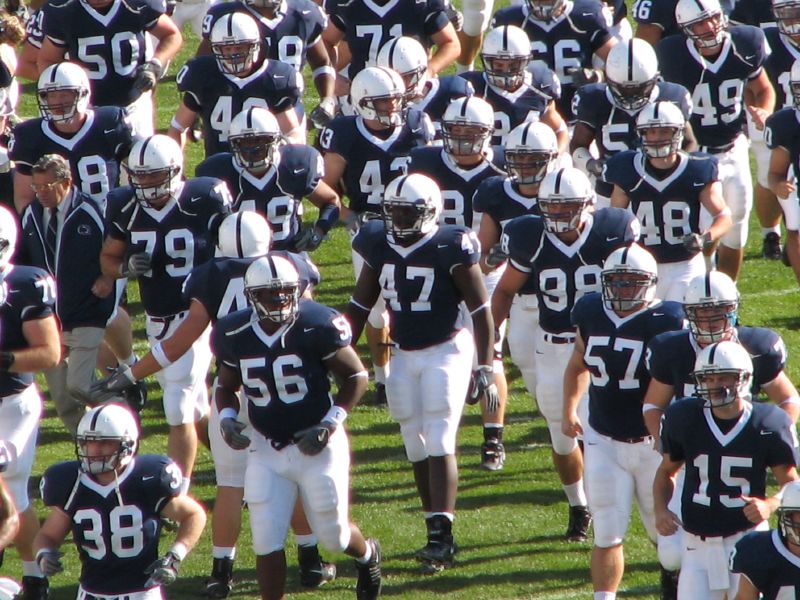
[[293, 168, 305, 174], [273, 75, 285, 79], [104, 128, 116, 134], [653, 312, 664, 316], [301, 9, 310, 12], [304, 327, 314, 332], [581, 12, 593, 15], [142, 476, 155, 481], [760, 430, 773, 435], [745, 54, 756, 61], [693, 182, 705, 187], [437, 244, 448, 248], [190, 196, 202, 202], [686, 547, 696, 551], [606, 236, 618, 242]]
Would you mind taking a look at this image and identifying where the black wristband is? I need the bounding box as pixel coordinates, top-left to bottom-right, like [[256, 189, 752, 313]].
[[0, 352, 14, 371]]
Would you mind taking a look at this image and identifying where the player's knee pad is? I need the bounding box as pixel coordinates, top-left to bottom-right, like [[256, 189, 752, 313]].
[[313, 516, 351, 554], [751, 139, 771, 188], [657, 531, 684, 571], [386, 375, 416, 422], [423, 416, 459, 457], [591, 508, 625, 548], [779, 193, 800, 231], [399, 421, 427, 462], [548, 422, 578, 455], [461, 0, 493, 36]]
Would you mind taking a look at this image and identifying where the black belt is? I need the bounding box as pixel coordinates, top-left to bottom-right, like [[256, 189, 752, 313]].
[[611, 435, 653, 444], [542, 332, 575, 345], [699, 141, 735, 154], [270, 438, 294, 451], [148, 311, 187, 341], [83, 594, 136, 600]]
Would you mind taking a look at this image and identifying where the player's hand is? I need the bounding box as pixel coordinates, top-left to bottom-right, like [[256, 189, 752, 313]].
[[35, 549, 64, 577], [120, 252, 152, 278], [133, 59, 164, 93], [444, 2, 463, 31], [655, 507, 682, 536], [91, 275, 114, 298], [565, 66, 603, 87], [295, 227, 324, 252], [562, 411, 583, 438], [309, 96, 337, 130], [681, 231, 712, 253], [294, 421, 336, 456], [745, 104, 769, 130], [485, 243, 508, 268], [88, 365, 136, 404], [586, 157, 605, 178], [220, 417, 251, 450], [775, 179, 796, 200], [741, 494, 774, 524], [144, 551, 181, 587], [470, 365, 500, 413]]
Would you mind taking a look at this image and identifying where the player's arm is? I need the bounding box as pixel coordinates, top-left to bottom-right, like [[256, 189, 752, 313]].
[[159, 493, 207, 556], [428, 22, 460, 76], [36, 37, 65, 75], [744, 70, 775, 131], [698, 180, 732, 247], [0, 478, 18, 551], [477, 213, 501, 274], [12, 170, 34, 215], [634, 23, 663, 47], [215, 361, 243, 414], [653, 453, 684, 536], [593, 36, 617, 63], [307, 38, 335, 104], [323, 344, 369, 412], [275, 107, 304, 144], [682, 121, 698, 152], [345, 261, 381, 345], [321, 150, 348, 218], [321, 20, 345, 70], [148, 14, 183, 68], [100, 236, 129, 279], [742, 464, 799, 524], [762, 373, 800, 423], [609, 184, 630, 209], [768, 144, 795, 200], [569, 123, 596, 168], [33, 506, 70, 557], [11, 315, 60, 372], [453, 262, 493, 367], [167, 102, 198, 149], [17, 41, 40, 81], [306, 179, 342, 239], [490, 264, 527, 335], [562, 332, 590, 439], [643, 379, 674, 446], [540, 102, 569, 154], [733, 575, 762, 600]]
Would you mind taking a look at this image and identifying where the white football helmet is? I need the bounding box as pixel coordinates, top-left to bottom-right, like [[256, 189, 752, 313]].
[[245, 254, 300, 323], [675, 0, 727, 49], [779, 481, 800, 546], [538, 167, 594, 233], [774, 0, 800, 44], [376, 37, 429, 100], [693, 340, 753, 407], [441, 96, 495, 157], [683, 271, 739, 345], [481, 25, 531, 91], [228, 107, 283, 171], [210, 13, 261, 75], [218, 211, 272, 258], [350, 66, 406, 127], [0, 206, 17, 269], [636, 101, 685, 159], [125, 135, 183, 207], [505, 121, 558, 184], [601, 244, 658, 312], [245, 0, 281, 10], [76, 403, 139, 475], [790, 60, 800, 108], [605, 39, 660, 111], [382, 173, 443, 243], [525, 0, 565, 21], [37, 62, 91, 124]]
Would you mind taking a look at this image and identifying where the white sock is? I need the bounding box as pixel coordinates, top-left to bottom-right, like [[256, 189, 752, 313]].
[[22, 561, 43, 578], [455, 62, 473, 74], [563, 479, 588, 507], [212, 546, 236, 560], [762, 226, 781, 236], [594, 593, 616, 600], [373, 364, 386, 385], [430, 512, 454, 522], [119, 352, 137, 367], [356, 543, 373, 564], [295, 534, 318, 547]]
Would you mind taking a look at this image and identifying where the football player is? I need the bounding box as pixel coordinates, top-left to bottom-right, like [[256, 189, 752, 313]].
[[766, 60, 800, 284], [730, 480, 800, 598], [654, 341, 799, 599], [36, 0, 182, 137], [34, 403, 207, 600], [169, 12, 303, 157], [657, 0, 775, 281], [346, 173, 496, 573], [633, 0, 680, 46], [100, 134, 231, 495], [471, 121, 559, 470], [320, 66, 433, 404], [0, 204, 60, 600], [196, 0, 335, 129], [490, 0, 618, 122], [607, 101, 732, 301], [564, 243, 685, 600], [196, 107, 340, 253], [571, 39, 695, 207], [492, 167, 640, 542], [460, 25, 568, 148], [213, 256, 382, 600]]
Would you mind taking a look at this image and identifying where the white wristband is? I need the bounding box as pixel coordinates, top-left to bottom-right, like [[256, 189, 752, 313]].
[[169, 542, 187, 561], [324, 405, 347, 426], [151, 342, 173, 369], [170, 116, 187, 133], [219, 408, 238, 421], [572, 147, 593, 173], [312, 65, 336, 79], [642, 403, 664, 414], [780, 396, 800, 406]]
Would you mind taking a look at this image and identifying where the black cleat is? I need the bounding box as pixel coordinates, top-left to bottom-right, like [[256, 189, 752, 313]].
[[298, 544, 336, 588], [374, 383, 387, 407], [122, 379, 148, 415], [355, 538, 382, 600], [20, 576, 48, 600], [565, 505, 592, 542], [660, 567, 679, 600], [206, 557, 234, 598], [417, 539, 457, 574], [481, 438, 506, 471], [763, 232, 783, 260]]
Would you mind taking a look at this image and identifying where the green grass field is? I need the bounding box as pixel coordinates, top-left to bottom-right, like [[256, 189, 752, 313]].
[[4, 18, 800, 600]]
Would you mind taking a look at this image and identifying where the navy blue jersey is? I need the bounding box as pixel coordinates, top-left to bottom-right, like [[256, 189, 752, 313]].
[[195, 145, 322, 251], [491, 0, 614, 119], [766, 107, 800, 178], [183, 251, 320, 322], [408, 146, 503, 228], [352, 221, 480, 349], [39, 455, 182, 594], [212, 299, 350, 444], [730, 0, 775, 27], [10, 107, 136, 203], [731, 529, 800, 598], [106, 178, 231, 317], [0, 265, 55, 397], [318, 111, 433, 213], [632, 0, 680, 39], [647, 326, 787, 399], [460, 69, 558, 145], [412, 75, 474, 139], [661, 398, 798, 537], [200, 0, 326, 71], [764, 28, 800, 111], [573, 81, 693, 196], [604, 150, 716, 263], [328, 0, 450, 80], [25, 8, 45, 49], [572, 293, 685, 438], [41, 0, 163, 107], [176, 56, 301, 157], [657, 27, 769, 148], [505, 208, 639, 333]]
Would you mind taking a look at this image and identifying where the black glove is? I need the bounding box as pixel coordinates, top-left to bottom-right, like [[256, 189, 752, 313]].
[[681, 231, 712, 253], [294, 421, 336, 456], [309, 97, 337, 130], [485, 242, 509, 268], [444, 2, 463, 31], [144, 551, 181, 587], [132, 59, 163, 93], [220, 417, 251, 450], [88, 365, 136, 403], [121, 252, 152, 278], [565, 66, 603, 87], [586, 157, 606, 178], [470, 365, 500, 413], [294, 227, 324, 252], [36, 550, 64, 577]]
